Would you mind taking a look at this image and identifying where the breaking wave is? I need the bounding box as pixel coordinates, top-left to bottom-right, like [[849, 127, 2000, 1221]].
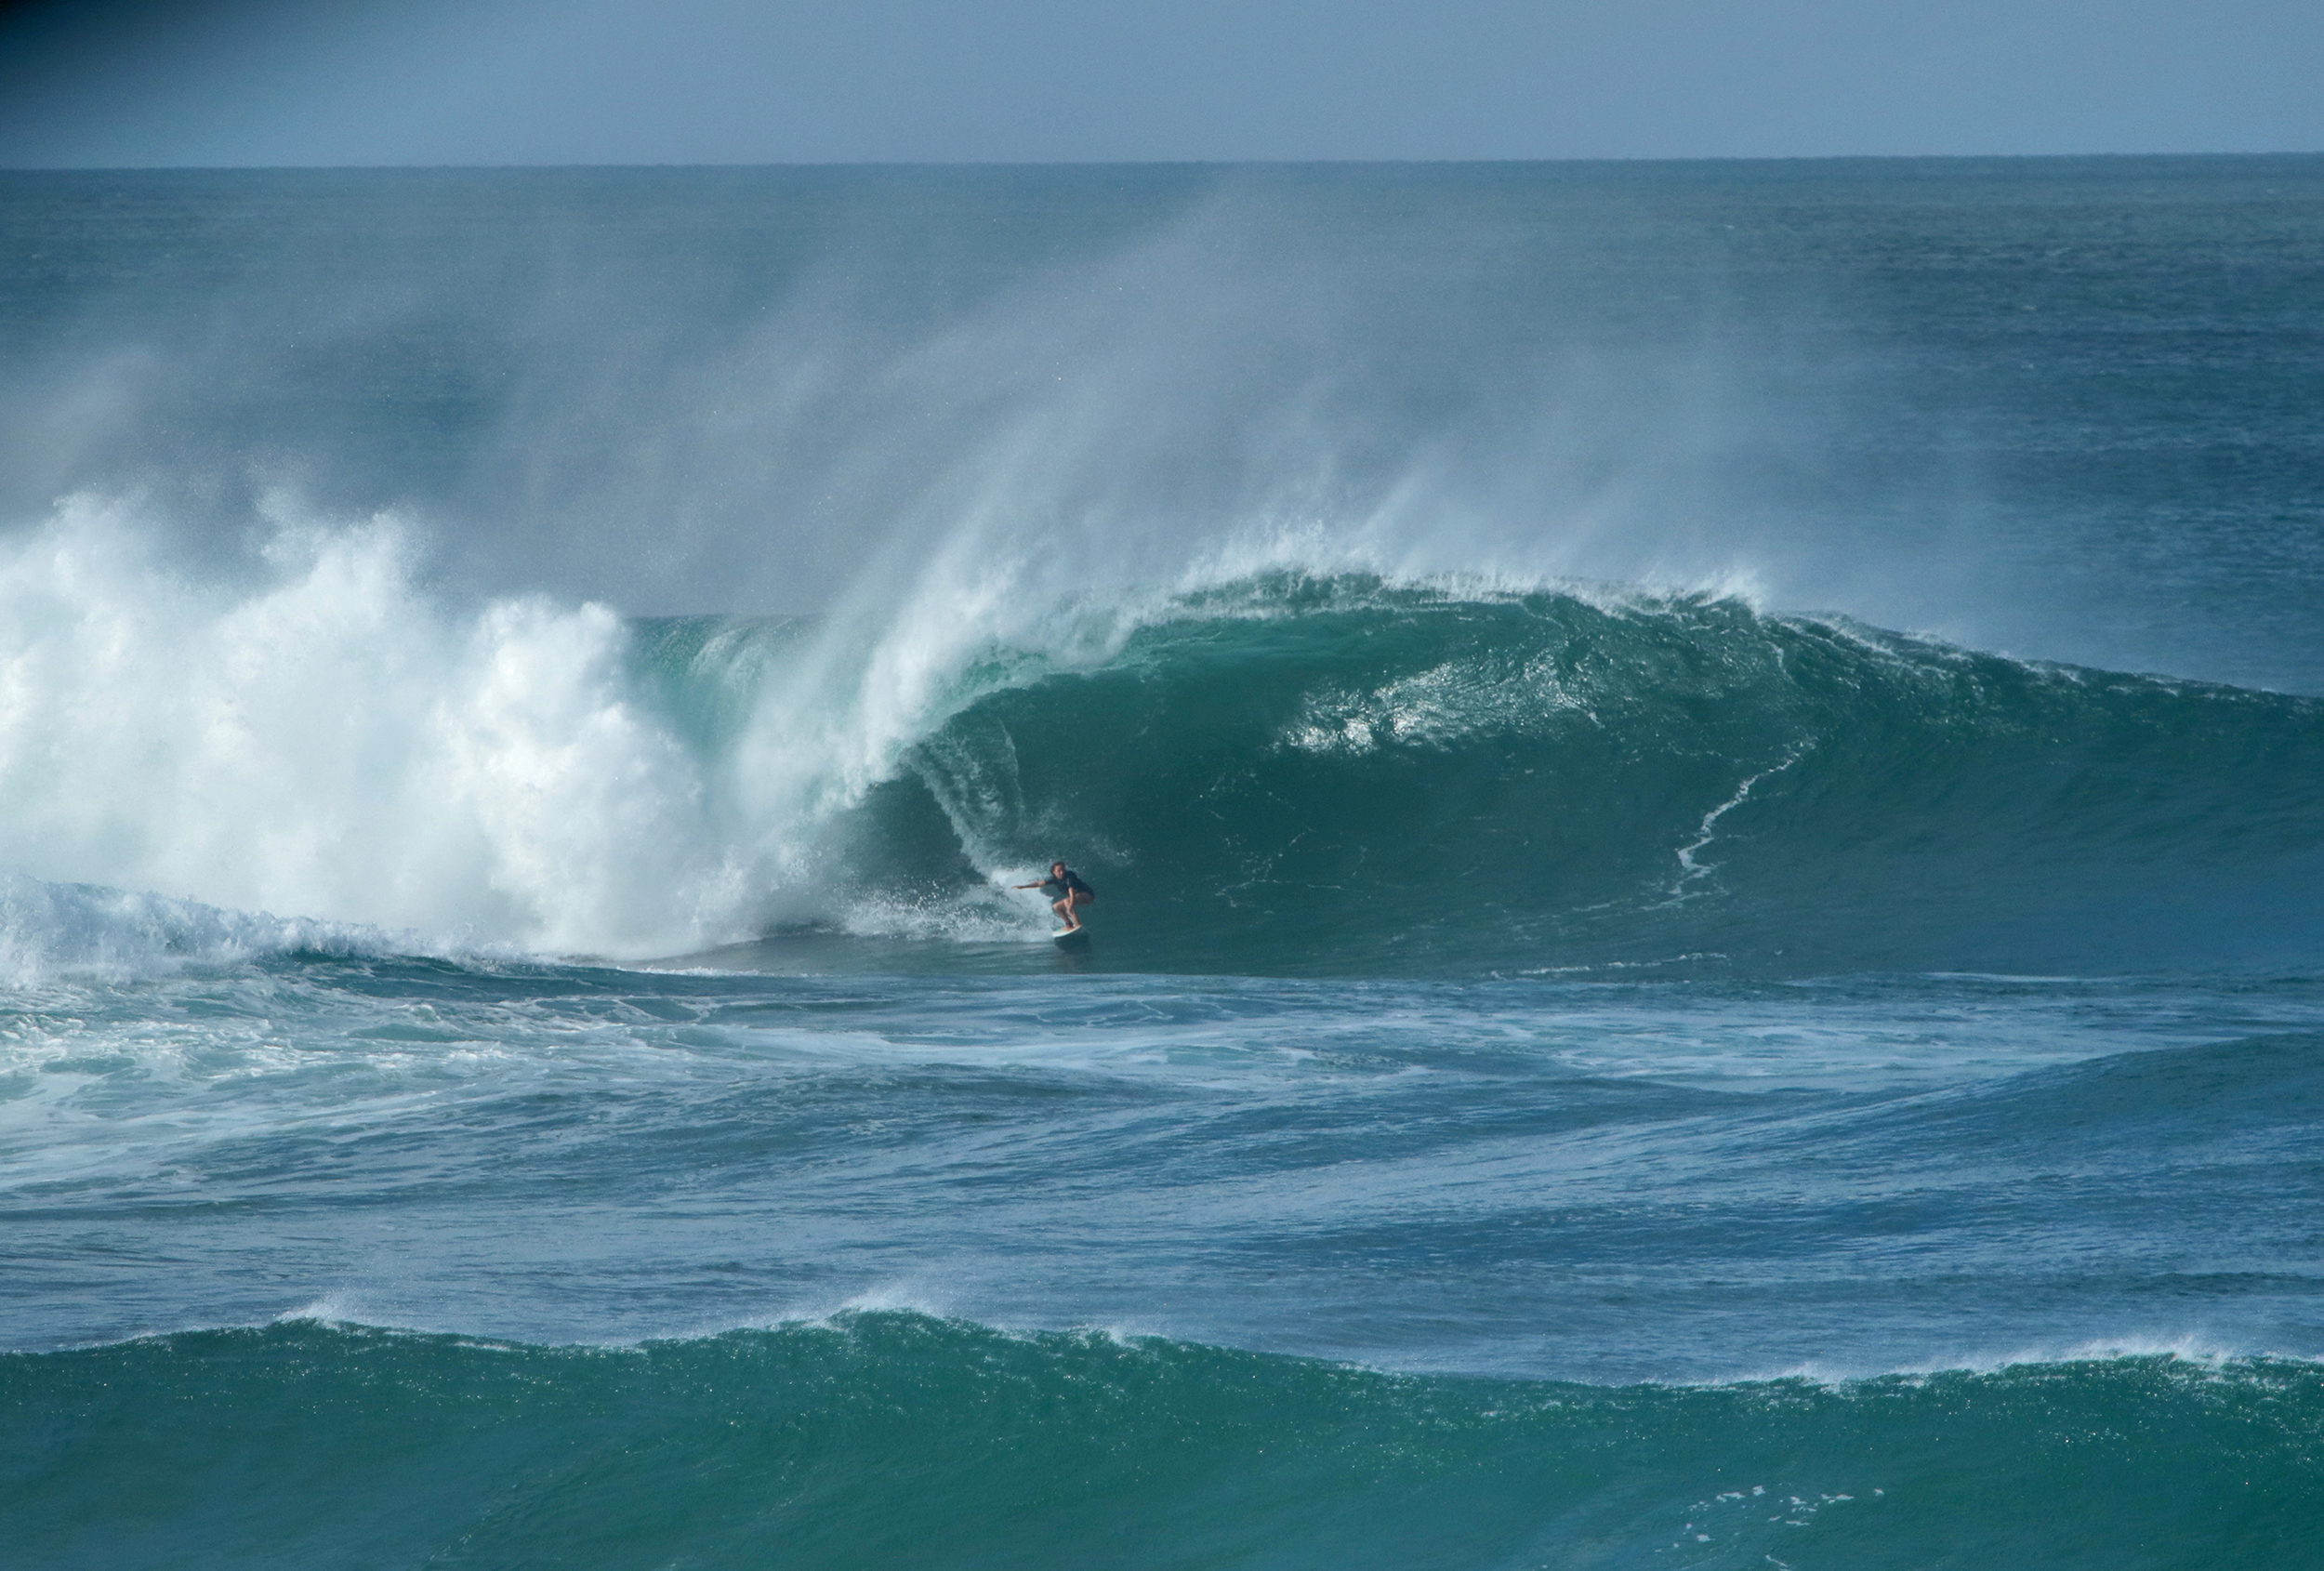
[[4, 507, 2320, 975]]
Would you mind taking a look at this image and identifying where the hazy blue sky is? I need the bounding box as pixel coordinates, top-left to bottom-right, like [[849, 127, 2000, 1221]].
[[1, 0, 2318, 165]]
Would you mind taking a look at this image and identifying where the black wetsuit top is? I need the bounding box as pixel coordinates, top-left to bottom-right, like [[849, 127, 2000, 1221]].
[[1042, 869, 1094, 900]]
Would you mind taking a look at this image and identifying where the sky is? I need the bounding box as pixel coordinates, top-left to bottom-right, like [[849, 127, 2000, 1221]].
[[0, 0, 2317, 165]]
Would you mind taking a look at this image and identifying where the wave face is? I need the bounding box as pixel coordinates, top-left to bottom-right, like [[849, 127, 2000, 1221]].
[[845, 574, 2324, 976], [8, 1314, 2320, 1571]]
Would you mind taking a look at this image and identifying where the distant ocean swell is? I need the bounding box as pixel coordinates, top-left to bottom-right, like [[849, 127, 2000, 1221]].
[[4, 510, 2321, 973], [8, 1313, 2320, 1570]]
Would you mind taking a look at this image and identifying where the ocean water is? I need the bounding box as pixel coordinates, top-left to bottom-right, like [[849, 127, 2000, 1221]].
[[5, 158, 2324, 1567]]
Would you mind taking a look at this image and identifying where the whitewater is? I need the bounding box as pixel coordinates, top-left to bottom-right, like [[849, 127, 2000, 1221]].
[[6, 158, 2324, 1568]]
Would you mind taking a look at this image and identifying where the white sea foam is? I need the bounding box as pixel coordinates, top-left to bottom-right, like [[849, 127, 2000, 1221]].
[[0, 499, 749, 957]]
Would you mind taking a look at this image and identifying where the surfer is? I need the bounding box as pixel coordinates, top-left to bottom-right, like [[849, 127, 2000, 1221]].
[[1016, 862, 1096, 932]]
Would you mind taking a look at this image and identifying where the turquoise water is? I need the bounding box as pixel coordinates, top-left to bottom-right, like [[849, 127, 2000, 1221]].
[[4, 158, 2323, 1566], [15, 1318, 2323, 1570]]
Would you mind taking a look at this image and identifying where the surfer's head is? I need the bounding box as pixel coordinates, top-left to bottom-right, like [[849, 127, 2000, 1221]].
[[1050, 862, 1066, 877]]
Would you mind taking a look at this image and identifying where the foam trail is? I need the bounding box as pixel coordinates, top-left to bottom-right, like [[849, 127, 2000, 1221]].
[[1669, 748, 1807, 899]]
